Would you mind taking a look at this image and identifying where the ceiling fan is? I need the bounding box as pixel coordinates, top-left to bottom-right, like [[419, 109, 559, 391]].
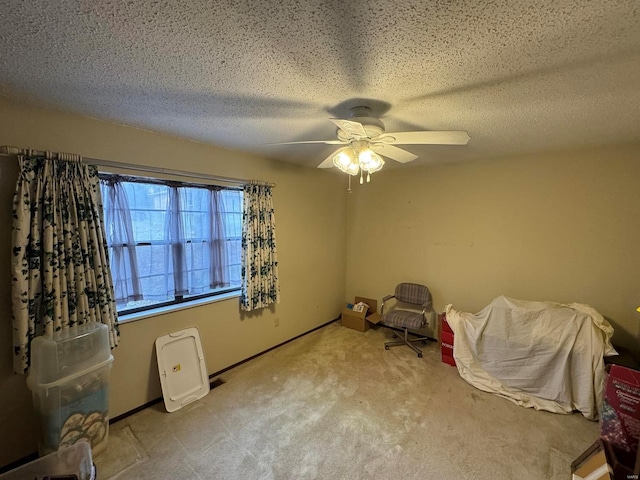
[[272, 105, 470, 183]]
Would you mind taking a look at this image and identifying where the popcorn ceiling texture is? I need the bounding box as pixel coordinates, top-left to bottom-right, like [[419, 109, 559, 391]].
[[0, 0, 639, 167]]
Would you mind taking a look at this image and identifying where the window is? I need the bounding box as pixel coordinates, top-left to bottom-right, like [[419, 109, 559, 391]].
[[99, 174, 242, 315]]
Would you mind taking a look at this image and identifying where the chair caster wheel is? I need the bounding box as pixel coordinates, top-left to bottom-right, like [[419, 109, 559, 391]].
[[384, 345, 389, 350], [418, 353, 423, 358], [392, 333, 397, 339]]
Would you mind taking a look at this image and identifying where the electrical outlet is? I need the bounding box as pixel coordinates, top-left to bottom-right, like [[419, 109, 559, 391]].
[[274, 317, 280, 327]]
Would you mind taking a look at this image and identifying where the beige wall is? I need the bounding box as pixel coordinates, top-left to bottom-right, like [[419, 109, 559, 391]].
[[346, 144, 640, 352], [0, 98, 347, 467]]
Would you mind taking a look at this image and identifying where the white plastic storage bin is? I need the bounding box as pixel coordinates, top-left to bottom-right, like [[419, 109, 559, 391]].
[[0, 441, 95, 480], [27, 323, 114, 456]]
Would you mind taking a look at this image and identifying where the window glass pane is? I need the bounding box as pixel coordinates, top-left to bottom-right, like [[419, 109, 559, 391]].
[[224, 212, 241, 238], [183, 211, 208, 240]]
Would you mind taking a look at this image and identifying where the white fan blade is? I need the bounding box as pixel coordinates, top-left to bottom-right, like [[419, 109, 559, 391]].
[[317, 151, 337, 168], [266, 140, 346, 145], [379, 131, 470, 145], [371, 144, 418, 163], [329, 118, 368, 138]]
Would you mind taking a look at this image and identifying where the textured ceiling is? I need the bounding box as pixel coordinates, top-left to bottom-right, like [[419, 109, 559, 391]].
[[1, 0, 639, 169]]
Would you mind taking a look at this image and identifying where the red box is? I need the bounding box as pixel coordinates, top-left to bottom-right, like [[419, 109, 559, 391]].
[[440, 317, 456, 366], [442, 319, 453, 335], [442, 351, 456, 367], [441, 331, 454, 348], [600, 365, 640, 455]]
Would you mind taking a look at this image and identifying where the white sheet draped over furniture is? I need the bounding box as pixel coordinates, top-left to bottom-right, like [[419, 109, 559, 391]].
[[444, 296, 617, 420]]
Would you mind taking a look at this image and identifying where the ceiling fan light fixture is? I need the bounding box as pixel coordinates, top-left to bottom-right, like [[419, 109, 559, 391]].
[[332, 147, 359, 175], [333, 147, 352, 167], [358, 148, 384, 173], [332, 142, 385, 179], [345, 162, 360, 176]]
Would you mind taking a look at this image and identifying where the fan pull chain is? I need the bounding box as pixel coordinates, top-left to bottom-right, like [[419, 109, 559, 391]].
[[347, 175, 352, 193], [366, 172, 371, 182], [359, 170, 363, 184]]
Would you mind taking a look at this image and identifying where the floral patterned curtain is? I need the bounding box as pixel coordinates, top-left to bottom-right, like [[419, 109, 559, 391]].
[[241, 181, 280, 311], [11, 151, 120, 374]]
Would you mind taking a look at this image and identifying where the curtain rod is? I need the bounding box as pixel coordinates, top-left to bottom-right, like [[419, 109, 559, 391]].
[[0, 146, 275, 188]]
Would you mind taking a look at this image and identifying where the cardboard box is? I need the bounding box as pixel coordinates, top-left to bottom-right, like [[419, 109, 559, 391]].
[[341, 297, 380, 332], [366, 312, 383, 326], [571, 440, 612, 480]]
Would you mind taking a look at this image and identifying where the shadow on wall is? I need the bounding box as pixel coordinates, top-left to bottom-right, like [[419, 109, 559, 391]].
[[147, 346, 160, 408], [239, 302, 276, 321], [603, 316, 640, 368]]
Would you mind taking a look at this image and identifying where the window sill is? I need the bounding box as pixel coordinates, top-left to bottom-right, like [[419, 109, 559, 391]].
[[117, 290, 241, 324]]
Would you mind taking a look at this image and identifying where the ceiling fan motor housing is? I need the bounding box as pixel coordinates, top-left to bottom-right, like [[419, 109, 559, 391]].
[[336, 106, 386, 141], [354, 116, 385, 137]]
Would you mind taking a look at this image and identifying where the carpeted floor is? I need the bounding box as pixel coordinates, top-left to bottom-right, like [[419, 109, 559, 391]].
[[94, 321, 598, 479]]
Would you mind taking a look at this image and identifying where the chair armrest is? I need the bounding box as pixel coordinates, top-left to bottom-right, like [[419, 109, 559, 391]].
[[381, 295, 395, 314]]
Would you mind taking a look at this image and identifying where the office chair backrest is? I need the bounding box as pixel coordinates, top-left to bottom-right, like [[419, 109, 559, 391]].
[[395, 283, 432, 308]]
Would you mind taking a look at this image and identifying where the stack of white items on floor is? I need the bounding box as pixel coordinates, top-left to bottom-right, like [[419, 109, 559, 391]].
[[444, 296, 618, 420]]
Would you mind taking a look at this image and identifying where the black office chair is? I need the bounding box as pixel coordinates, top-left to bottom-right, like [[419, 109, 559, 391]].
[[382, 283, 432, 358]]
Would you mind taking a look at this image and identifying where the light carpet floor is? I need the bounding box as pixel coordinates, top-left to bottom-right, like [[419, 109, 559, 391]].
[[94, 321, 598, 479]]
